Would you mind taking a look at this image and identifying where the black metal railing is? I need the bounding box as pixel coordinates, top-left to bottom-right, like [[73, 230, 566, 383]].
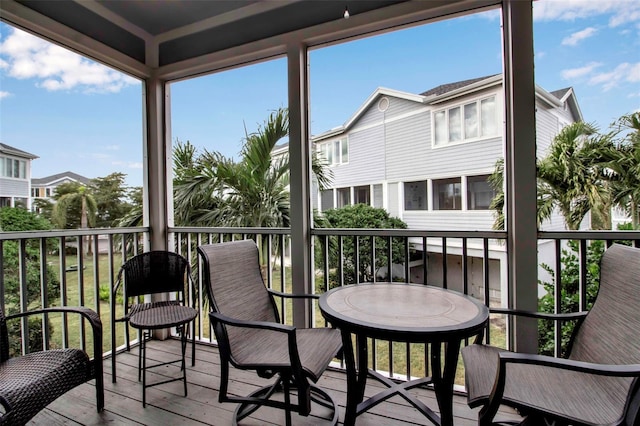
[[2, 226, 639, 388], [0, 227, 148, 357]]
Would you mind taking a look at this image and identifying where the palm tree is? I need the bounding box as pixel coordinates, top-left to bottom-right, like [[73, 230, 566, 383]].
[[537, 122, 610, 230], [52, 184, 98, 254], [606, 112, 640, 229], [173, 107, 332, 269], [490, 122, 611, 231]]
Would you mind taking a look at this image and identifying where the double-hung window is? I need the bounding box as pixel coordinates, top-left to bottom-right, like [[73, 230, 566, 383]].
[[319, 138, 349, 166], [404, 180, 428, 210], [467, 175, 495, 210], [433, 95, 497, 146], [433, 178, 461, 210], [0, 156, 27, 179]]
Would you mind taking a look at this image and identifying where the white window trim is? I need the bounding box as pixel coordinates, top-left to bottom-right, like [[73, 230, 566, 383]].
[[318, 137, 349, 167], [431, 95, 499, 148], [0, 155, 28, 180]]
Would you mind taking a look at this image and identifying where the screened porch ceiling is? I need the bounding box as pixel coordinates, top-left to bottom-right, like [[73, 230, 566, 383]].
[[1, 0, 498, 80]]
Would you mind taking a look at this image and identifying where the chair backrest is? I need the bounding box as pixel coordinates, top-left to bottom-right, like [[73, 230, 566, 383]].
[[197, 241, 281, 365], [197, 240, 279, 325], [119, 251, 190, 301], [569, 244, 640, 365]]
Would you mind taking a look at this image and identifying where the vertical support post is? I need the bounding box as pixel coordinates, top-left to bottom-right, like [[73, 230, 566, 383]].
[[502, 0, 538, 353], [144, 74, 172, 339], [287, 43, 312, 328], [145, 75, 170, 253]]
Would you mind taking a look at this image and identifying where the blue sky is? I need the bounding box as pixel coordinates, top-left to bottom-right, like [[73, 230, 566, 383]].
[[1, 1, 639, 189]]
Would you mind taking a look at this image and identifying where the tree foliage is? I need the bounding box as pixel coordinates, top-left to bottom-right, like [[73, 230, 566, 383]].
[[537, 240, 603, 356], [51, 182, 98, 230], [173, 108, 332, 268], [318, 204, 407, 286], [90, 172, 132, 227], [0, 207, 60, 354], [490, 117, 638, 231], [605, 112, 640, 229]]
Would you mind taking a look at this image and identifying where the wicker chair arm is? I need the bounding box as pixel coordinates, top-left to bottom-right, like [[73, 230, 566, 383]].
[[0, 395, 12, 423], [267, 289, 320, 300], [209, 311, 295, 334], [490, 307, 587, 322], [6, 307, 102, 336]]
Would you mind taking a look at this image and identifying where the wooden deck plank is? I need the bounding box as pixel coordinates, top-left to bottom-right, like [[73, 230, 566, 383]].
[[29, 339, 522, 425]]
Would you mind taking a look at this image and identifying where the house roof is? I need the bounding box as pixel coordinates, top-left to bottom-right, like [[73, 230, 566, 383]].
[[0, 143, 38, 160], [312, 74, 582, 142], [420, 74, 499, 97], [31, 171, 92, 186]]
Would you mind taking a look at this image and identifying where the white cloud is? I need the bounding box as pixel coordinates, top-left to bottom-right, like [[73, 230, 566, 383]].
[[588, 62, 640, 90], [112, 160, 143, 169], [534, 0, 640, 28], [105, 145, 120, 151], [561, 62, 603, 80], [0, 91, 10, 99], [562, 27, 598, 46], [0, 27, 138, 93]]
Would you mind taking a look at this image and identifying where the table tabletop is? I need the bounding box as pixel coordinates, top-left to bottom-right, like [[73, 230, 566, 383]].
[[319, 283, 488, 341], [129, 305, 198, 330]]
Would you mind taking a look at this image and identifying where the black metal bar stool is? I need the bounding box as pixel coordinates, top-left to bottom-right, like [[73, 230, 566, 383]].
[[129, 304, 198, 407]]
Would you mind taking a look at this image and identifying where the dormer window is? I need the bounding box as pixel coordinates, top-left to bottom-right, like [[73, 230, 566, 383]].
[[318, 138, 349, 166], [433, 95, 498, 146]]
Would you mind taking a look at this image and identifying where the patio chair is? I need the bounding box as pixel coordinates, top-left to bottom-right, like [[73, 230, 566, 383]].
[[197, 240, 342, 426], [461, 243, 640, 426], [111, 251, 197, 383], [0, 306, 104, 425]]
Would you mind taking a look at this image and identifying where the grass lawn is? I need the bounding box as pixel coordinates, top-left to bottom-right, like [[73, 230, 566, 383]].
[[12, 257, 507, 387]]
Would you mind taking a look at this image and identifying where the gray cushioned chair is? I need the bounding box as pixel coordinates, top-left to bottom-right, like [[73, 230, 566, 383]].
[[0, 306, 104, 425], [462, 243, 640, 426], [197, 240, 342, 426]]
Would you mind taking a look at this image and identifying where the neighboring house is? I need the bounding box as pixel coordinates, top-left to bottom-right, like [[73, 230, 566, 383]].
[[31, 171, 92, 206], [307, 74, 582, 305], [0, 143, 38, 209]]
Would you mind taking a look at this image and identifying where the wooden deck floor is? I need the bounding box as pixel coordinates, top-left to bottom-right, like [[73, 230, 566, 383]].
[[30, 339, 522, 425]]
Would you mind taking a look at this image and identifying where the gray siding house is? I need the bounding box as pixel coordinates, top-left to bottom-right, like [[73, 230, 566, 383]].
[[311, 75, 582, 305], [31, 171, 92, 206], [0, 143, 38, 209]]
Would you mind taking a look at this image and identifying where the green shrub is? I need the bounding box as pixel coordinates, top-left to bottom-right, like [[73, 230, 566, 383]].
[[537, 240, 603, 356]]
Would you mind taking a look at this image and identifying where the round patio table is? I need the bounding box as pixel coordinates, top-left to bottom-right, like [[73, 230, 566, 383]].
[[319, 283, 488, 426]]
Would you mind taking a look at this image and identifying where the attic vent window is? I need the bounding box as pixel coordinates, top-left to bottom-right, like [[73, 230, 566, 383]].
[[378, 97, 389, 112]]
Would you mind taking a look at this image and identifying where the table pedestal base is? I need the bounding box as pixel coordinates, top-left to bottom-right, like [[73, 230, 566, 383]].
[[356, 371, 441, 425]]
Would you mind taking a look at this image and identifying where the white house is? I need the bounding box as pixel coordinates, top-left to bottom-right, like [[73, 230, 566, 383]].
[[0, 143, 38, 209], [31, 171, 92, 206], [310, 74, 582, 305]]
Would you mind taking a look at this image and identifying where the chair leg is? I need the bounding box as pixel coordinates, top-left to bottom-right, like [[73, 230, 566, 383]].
[[283, 375, 292, 426], [95, 366, 105, 412], [141, 330, 147, 407], [191, 319, 196, 366], [180, 324, 188, 396]]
